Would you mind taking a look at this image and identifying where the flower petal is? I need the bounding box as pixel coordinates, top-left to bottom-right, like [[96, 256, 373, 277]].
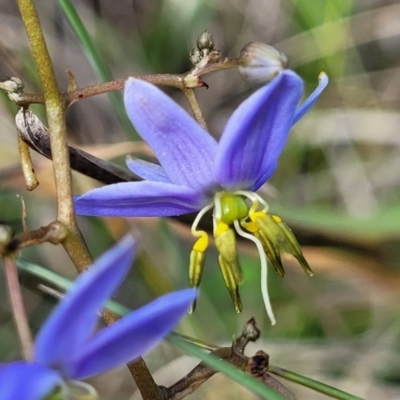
[[68, 288, 197, 379], [124, 78, 217, 190], [0, 362, 63, 400], [214, 70, 304, 191], [74, 181, 207, 217], [292, 72, 329, 125], [126, 156, 171, 183], [34, 237, 136, 377]]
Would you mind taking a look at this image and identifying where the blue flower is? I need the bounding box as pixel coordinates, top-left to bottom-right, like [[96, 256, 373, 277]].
[[0, 237, 196, 399], [75, 70, 328, 324]]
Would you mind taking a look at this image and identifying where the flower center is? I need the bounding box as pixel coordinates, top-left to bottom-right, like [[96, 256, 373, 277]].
[[189, 190, 312, 325], [218, 193, 249, 225]]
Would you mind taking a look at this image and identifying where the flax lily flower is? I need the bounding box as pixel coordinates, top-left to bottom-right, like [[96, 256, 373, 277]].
[[0, 237, 196, 400], [75, 70, 328, 325]]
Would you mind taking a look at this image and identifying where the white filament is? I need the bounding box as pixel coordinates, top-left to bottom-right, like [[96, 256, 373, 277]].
[[233, 220, 276, 325], [191, 203, 213, 236], [235, 190, 269, 212]]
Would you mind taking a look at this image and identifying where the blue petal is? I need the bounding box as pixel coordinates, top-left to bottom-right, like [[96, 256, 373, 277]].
[[0, 362, 63, 400], [124, 78, 218, 190], [74, 181, 208, 217], [126, 156, 171, 183], [292, 72, 329, 125], [68, 288, 197, 379], [214, 70, 304, 191], [34, 237, 136, 377]]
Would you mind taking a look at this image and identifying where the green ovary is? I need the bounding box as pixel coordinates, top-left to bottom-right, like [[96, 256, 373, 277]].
[[219, 193, 249, 225]]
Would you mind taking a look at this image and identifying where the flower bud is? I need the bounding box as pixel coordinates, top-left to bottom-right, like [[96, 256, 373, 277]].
[[238, 42, 288, 86], [0, 77, 24, 93], [0, 77, 24, 102], [189, 47, 202, 65], [197, 30, 214, 53]]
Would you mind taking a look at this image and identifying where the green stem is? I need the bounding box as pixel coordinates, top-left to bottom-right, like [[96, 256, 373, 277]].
[[16, 0, 73, 226], [16, 0, 92, 274], [268, 365, 364, 400]]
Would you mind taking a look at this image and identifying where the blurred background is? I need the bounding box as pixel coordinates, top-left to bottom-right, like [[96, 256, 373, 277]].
[[1, 0, 400, 399]]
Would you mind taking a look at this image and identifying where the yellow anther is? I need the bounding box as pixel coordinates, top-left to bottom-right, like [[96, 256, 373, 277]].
[[256, 230, 285, 278], [272, 215, 282, 223], [189, 233, 208, 313], [249, 210, 267, 222], [240, 220, 258, 233], [214, 222, 242, 283], [215, 220, 230, 236], [192, 231, 208, 252], [218, 255, 243, 313], [254, 212, 313, 277]]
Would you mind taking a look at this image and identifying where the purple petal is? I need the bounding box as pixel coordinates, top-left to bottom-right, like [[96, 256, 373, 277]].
[[0, 362, 63, 400], [126, 156, 171, 183], [252, 73, 328, 190], [34, 237, 136, 377], [292, 72, 329, 125], [74, 181, 208, 217], [124, 78, 217, 190], [69, 288, 197, 379], [214, 70, 303, 191]]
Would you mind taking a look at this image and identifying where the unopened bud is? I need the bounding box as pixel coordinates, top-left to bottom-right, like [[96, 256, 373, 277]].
[[0, 77, 24, 93], [197, 30, 214, 53], [189, 48, 202, 65], [238, 42, 288, 86], [0, 77, 24, 102]]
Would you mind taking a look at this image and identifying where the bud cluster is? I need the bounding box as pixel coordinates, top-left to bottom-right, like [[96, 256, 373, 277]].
[[189, 30, 221, 67]]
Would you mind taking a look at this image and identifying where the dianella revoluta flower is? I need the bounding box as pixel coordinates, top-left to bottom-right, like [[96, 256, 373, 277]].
[[0, 237, 196, 400], [74, 69, 328, 325]]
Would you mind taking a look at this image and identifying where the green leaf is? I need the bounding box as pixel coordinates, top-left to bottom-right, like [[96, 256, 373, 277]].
[[56, 0, 137, 140]]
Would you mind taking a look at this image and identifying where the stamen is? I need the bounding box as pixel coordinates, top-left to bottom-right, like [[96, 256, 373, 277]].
[[191, 203, 213, 236], [233, 220, 276, 325], [189, 203, 213, 313], [218, 254, 242, 313], [235, 190, 269, 212]]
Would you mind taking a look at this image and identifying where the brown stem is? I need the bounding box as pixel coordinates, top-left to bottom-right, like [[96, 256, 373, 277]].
[[168, 347, 247, 400], [17, 0, 75, 226], [0, 222, 68, 256], [3, 256, 34, 360], [13, 58, 239, 107], [167, 318, 260, 399], [182, 88, 207, 130]]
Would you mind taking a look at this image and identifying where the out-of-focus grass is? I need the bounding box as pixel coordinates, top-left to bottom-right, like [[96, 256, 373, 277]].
[[0, 0, 400, 399]]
